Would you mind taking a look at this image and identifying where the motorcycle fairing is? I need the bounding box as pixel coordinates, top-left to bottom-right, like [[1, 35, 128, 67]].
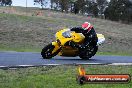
[[97, 34, 105, 45]]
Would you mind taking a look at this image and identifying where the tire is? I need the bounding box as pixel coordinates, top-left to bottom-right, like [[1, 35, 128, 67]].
[[90, 46, 98, 57], [79, 46, 98, 60], [41, 43, 60, 59]]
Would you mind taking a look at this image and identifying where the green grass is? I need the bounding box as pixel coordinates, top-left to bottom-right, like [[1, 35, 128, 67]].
[[0, 44, 41, 52], [0, 46, 132, 56], [97, 52, 132, 56], [0, 65, 132, 88], [0, 47, 40, 52]]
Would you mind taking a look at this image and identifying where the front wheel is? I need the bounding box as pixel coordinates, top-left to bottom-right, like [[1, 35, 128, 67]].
[[41, 43, 60, 59]]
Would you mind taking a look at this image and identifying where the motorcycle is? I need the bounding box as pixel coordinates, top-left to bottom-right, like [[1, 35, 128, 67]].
[[41, 28, 105, 59]]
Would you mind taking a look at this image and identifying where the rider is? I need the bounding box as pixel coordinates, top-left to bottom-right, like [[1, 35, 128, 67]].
[[69, 22, 98, 49]]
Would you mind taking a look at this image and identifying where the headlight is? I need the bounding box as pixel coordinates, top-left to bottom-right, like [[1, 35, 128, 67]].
[[62, 31, 71, 38]]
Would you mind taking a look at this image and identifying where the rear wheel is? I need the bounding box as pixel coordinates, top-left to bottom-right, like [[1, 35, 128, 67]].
[[41, 43, 60, 59], [79, 46, 98, 60]]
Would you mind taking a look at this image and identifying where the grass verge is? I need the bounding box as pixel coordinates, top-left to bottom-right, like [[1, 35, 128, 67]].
[[97, 52, 132, 56], [0, 65, 132, 88], [0, 44, 132, 56]]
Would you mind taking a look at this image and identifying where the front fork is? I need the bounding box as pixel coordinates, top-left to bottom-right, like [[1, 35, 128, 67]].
[[51, 42, 61, 54]]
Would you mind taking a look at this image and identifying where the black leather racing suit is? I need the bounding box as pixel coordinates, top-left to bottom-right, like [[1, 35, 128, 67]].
[[70, 27, 98, 49]]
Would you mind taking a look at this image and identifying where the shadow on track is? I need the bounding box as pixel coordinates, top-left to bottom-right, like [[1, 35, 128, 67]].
[[41, 56, 105, 63]]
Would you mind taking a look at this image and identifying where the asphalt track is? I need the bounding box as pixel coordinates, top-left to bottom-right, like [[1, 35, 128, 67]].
[[0, 52, 132, 67]]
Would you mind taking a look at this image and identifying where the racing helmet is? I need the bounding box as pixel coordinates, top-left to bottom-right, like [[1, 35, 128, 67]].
[[82, 22, 93, 31]]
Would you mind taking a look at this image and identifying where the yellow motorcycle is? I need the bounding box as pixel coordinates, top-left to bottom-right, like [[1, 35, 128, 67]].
[[41, 28, 105, 59]]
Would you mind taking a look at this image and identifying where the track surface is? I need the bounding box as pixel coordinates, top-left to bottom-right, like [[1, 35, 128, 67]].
[[0, 52, 132, 66]]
